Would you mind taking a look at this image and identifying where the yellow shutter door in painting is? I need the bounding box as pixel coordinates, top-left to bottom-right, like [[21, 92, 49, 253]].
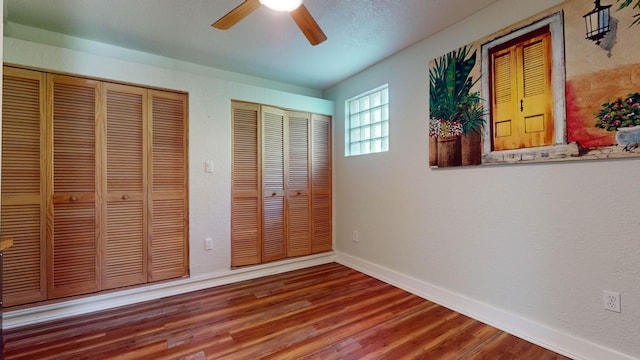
[[492, 31, 553, 150], [491, 48, 518, 150], [48, 74, 102, 299], [286, 112, 311, 257], [103, 83, 148, 289], [148, 90, 188, 282], [1, 67, 47, 306], [231, 102, 262, 267]]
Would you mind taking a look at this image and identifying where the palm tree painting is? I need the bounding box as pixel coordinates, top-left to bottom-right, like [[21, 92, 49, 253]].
[[429, 45, 485, 167]]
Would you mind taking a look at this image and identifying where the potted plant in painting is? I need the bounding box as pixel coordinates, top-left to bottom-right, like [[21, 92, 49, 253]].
[[594, 92, 640, 148], [460, 97, 486, 165], [429, 117, 463, 166], [429, 45, 485, 167]]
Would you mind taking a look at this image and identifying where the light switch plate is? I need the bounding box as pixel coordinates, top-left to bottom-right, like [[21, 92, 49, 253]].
[[205, 160, 214, 173]]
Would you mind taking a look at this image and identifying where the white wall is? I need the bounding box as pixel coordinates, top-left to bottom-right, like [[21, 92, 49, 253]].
[[2, 29, 332, 280], [326, 0, 640, 359]]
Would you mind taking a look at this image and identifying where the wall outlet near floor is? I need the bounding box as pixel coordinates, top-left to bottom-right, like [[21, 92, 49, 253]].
[[352, 230, 359, 242], [205, 237, 214, 250], [603, 290, 621, 312]]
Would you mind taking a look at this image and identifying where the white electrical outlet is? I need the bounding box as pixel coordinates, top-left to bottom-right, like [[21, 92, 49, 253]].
[[603, 290, 621, 313], [205, 237, 214, 250], [352, 230, 359, 242]]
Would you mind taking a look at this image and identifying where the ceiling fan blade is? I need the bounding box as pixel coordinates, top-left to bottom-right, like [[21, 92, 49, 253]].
[[290, 4, 327, 46], [212, 0, 261, 30]]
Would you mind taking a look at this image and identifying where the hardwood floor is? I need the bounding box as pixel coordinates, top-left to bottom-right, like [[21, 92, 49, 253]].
[[4, 263, 571, 359]]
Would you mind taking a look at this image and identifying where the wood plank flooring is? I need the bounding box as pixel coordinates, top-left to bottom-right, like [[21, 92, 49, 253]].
[[3, 263, 571, 359]]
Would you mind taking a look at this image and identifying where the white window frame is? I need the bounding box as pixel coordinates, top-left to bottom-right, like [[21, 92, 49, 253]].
[[345, 84, 389, 157]]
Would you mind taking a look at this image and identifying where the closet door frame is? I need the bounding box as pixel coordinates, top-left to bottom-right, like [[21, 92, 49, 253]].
[[1, 65, 189, 306], [230, 100, 332, 267]]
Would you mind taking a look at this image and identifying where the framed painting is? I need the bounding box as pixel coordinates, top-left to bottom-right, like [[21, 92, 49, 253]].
[[429, 0, 640, 167]]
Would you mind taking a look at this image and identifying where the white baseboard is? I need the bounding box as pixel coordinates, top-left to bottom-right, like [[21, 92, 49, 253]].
[[4, 252, 335, 329], [335, 251, 635, 360]]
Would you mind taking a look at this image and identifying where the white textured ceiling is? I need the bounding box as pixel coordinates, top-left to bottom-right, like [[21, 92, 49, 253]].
[[4, 0, 498, 90]]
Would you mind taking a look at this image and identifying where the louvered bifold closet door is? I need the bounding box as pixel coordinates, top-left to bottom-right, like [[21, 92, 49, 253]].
[[262, 106, 286, 262], [231, 102, 261, 266], [286, 112, 311, 257], [103, 83, 147, 289], [311, 114, 332, 253], [1, 67, 47, 306], [48, 75, 101, 299], [148, 90, 188, 281]]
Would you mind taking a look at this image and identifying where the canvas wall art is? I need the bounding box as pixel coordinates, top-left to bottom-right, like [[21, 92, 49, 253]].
[[429, 0, 640, 167]]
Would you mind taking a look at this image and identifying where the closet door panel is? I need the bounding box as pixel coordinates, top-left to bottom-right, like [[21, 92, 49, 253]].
[[51, 203, 97, 295], [263, 196, 285, 261], [311, 194, 331, 252], [261, 107, 286, 262], [149, 198, 186, 279], [104, 84, 147, 289], [286, 112, 311, 257], [311, 114, 332, 253], [231, 103, 261, 266], [148, 90, 188, 281], [48, 75, 101, 298], [1, 68, 47, 306], [287, 194, 310, 256]]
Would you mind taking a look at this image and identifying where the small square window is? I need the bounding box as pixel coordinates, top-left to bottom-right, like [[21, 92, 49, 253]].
[[345, 84, 389, 156]]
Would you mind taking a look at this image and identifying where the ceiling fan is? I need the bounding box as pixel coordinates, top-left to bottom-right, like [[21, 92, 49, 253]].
[[212, 0, 327, 46]]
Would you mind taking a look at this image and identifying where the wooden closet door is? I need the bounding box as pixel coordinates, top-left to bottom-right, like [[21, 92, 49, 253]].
[[262, 106, 286, 262], [148, 90, 188, 282], [1, 67, 47, 306], [103, 83, 147, 289], [311, 114, 332, 253], [48, 74, 102, 299], [231, 102, 261, 267], [286, 112, 311, 257]]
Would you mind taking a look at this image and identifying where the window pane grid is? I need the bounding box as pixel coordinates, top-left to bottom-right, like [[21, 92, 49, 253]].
[[346, 85, 389, 156]]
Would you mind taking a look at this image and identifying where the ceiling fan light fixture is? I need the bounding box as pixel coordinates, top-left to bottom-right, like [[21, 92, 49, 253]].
[[259, 0, 302, 12]]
